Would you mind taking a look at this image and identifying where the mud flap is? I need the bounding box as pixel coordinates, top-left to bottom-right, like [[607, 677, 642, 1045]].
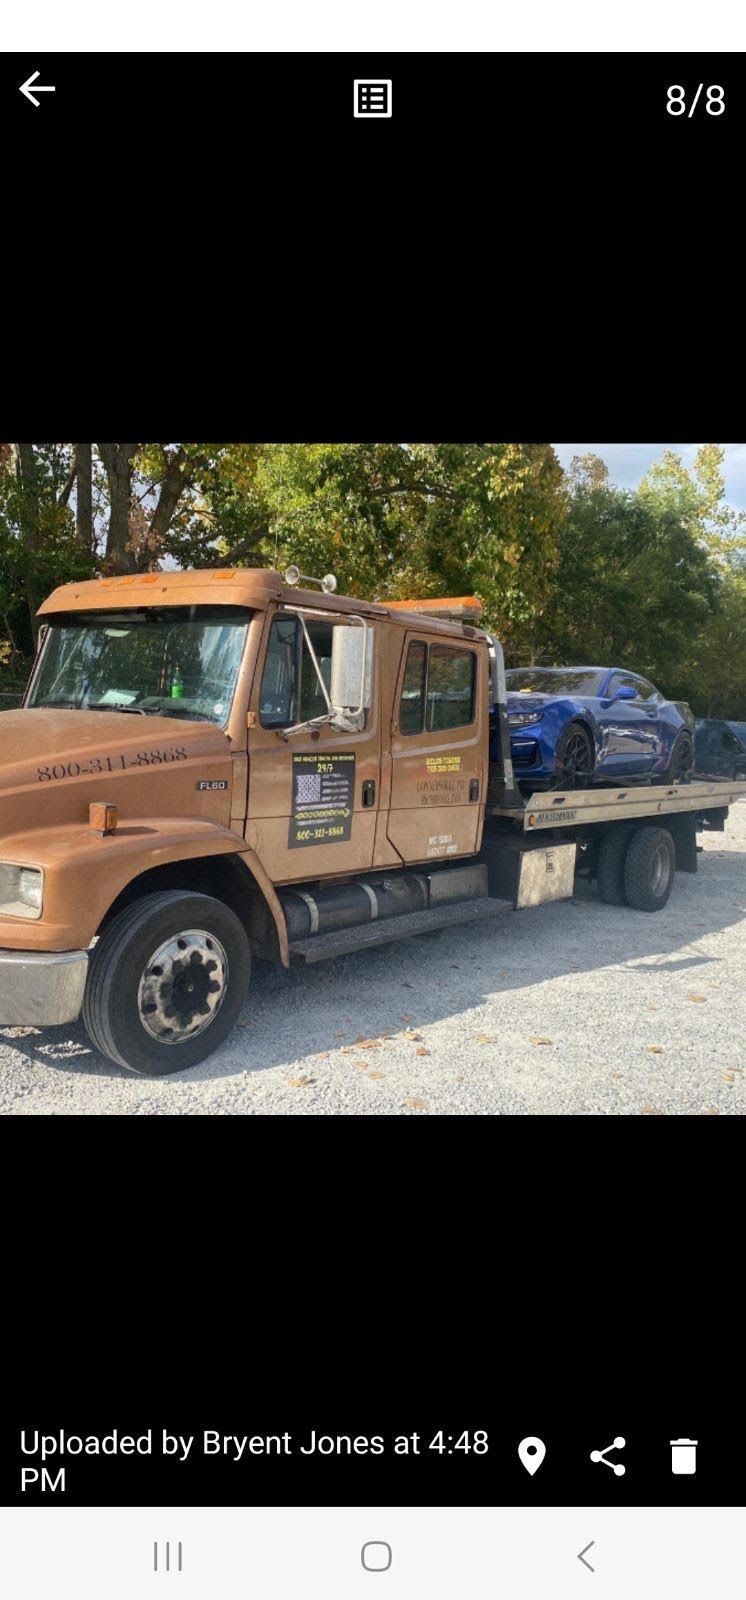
[[666, 812, 698, 872]]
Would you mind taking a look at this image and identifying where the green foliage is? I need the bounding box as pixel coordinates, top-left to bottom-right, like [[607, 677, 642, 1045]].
[[2, 440, 745, 717], [638, 444, 746, 560], [0, 445, 94, 670], [536, 478, 717, 691], [677, 568, 746, 718], [249, 442, 565, 656]]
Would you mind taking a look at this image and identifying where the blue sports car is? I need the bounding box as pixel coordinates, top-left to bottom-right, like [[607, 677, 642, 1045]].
[[493, 666, 695, 790]]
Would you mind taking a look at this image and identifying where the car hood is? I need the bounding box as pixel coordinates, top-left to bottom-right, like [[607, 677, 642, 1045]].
[[506, 693, 556, 714], [0, 708, 233, 843]]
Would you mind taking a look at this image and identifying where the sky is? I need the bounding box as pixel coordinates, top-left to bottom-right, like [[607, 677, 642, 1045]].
[[552, 444, 746, 511]]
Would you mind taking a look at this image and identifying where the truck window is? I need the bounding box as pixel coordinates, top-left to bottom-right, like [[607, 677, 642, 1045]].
[[399, 641, 427, 734], [259, 614, 336, 728], [398, 640, 476, 734], [259, 616, 299, 726], [426, 645, 476, 730]]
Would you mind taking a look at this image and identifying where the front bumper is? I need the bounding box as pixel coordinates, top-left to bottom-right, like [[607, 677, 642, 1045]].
[[0, 947, 88, 1027], [509, 736, 549, 777]]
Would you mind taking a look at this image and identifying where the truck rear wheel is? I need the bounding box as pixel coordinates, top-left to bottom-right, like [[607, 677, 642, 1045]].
[[623, 826, 675, 912], [596, 824, 635, 905], [82, 890, 251, 1074]]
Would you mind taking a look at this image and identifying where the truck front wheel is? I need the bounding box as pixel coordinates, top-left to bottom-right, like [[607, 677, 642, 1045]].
[[82, 890, 251, 1074]]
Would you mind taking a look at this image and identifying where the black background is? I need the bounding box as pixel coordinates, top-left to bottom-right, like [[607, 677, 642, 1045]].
[[3, 1121, 742, 1505], [1, 45, 743, 1518]]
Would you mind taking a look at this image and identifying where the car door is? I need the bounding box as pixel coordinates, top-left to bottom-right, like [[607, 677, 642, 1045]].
[[386, 631, 486, 864], [245, 606, 381, 883], [601, 671, 661, 772]]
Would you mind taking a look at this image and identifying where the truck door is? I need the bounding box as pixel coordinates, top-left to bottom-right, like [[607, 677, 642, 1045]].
[[386, 631, 486, 865], [245, 607, 381, 883]]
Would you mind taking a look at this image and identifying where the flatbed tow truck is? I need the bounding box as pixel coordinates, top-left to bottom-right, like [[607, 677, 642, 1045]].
[[0, 565, 743, 1075]]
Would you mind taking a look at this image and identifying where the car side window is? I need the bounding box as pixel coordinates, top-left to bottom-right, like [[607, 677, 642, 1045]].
[[608, 672, 639, 697], [633, 677, 659, 702]]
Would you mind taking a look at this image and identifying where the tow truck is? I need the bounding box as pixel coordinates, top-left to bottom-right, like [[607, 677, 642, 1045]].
[[0, 565, 743, 1075]]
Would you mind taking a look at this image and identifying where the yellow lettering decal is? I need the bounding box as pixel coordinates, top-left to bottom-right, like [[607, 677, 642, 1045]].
[[425, 755, 462, 773]]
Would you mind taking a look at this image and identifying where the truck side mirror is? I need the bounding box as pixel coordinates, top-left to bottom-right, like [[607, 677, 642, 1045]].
[[330, 622, 374, 720]]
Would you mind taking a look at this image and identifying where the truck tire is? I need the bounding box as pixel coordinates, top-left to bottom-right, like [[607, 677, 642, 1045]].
[[82, 890, 251, 1075], [623, 826, 675, 912], [596, 825, 635, 905]]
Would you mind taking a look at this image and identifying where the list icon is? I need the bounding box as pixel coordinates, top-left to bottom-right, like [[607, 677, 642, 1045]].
[[354, 80, 393, 118]]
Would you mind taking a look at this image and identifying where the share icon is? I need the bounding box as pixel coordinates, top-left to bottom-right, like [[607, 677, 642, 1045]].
[[589, 1436, 626, 1476]]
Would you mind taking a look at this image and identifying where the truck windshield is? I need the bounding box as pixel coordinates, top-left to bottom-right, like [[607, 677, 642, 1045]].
[[27, 608, 250, 726]]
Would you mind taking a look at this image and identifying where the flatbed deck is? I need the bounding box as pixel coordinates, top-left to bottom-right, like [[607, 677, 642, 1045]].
[[490, 777, 746, 831]]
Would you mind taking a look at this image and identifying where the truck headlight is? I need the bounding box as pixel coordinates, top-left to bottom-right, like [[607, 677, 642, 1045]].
[[0, 864, 44, 919], [508, 711, 543, 727]]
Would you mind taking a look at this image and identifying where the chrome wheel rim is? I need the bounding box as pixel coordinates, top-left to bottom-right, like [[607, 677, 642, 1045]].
[[650, 845, 671, 897], [137, 929, 229, 1044]]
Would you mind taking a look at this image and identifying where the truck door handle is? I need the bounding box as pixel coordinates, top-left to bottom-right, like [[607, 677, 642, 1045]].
[[362, 780, 376, 807], [469, 778, 480, 802]]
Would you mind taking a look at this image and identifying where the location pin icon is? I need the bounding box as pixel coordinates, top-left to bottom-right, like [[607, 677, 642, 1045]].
[[518, 1436, 546, 1476]]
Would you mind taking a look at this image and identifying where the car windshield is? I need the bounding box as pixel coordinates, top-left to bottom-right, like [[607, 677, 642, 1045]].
[[505, 668, 602, 696], [27, 607, 250, 726], [726, 722, 746, 746]]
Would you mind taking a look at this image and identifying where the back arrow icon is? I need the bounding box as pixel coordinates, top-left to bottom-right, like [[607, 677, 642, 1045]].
[[20, 71, 56, 107], [578, 1541, 595, 1572]]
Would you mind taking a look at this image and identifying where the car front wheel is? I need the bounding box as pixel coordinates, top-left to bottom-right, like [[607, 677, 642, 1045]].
[[82, 890, 251, 1075], [553, 721, 595, 789]]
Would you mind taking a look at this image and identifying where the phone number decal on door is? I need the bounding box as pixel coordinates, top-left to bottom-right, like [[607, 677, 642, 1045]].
[[289, 752, 355, 847]]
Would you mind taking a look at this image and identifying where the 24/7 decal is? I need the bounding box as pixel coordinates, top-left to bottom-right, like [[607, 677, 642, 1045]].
[[37, 748, 189, 781], [289, 752, 355, 847]]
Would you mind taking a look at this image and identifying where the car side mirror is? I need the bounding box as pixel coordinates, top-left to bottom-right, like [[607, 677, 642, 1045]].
[[612, 684, 637, 702], [330, 621, 374, 722]]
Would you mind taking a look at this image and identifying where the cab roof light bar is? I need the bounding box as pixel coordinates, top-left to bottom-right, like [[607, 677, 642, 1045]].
[[385, 596, 484, 622]]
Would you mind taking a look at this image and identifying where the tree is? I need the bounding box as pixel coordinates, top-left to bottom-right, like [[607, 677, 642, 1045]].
[[243, 442, 566, 657], [97, 443, 140, 569], [0, 444, 94, 659], [638, 444, 746, 561], [74, 443, 93, 553], [677, 568, 746, 718], [537, 474, 717, 688]]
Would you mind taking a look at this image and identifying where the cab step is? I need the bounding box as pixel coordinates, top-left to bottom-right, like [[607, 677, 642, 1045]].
[[288, 896, 505, 963]]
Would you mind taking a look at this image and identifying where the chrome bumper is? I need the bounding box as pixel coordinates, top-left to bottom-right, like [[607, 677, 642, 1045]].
[[0, 947, 88, 1027]]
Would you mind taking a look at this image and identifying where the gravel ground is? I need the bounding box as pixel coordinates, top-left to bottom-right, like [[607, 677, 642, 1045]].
[[2, 801, 745, 1116]]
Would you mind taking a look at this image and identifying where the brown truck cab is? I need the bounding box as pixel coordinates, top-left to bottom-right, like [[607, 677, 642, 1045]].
[[0, 567, 521, 1073], [2, 565, 739, 1076]]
